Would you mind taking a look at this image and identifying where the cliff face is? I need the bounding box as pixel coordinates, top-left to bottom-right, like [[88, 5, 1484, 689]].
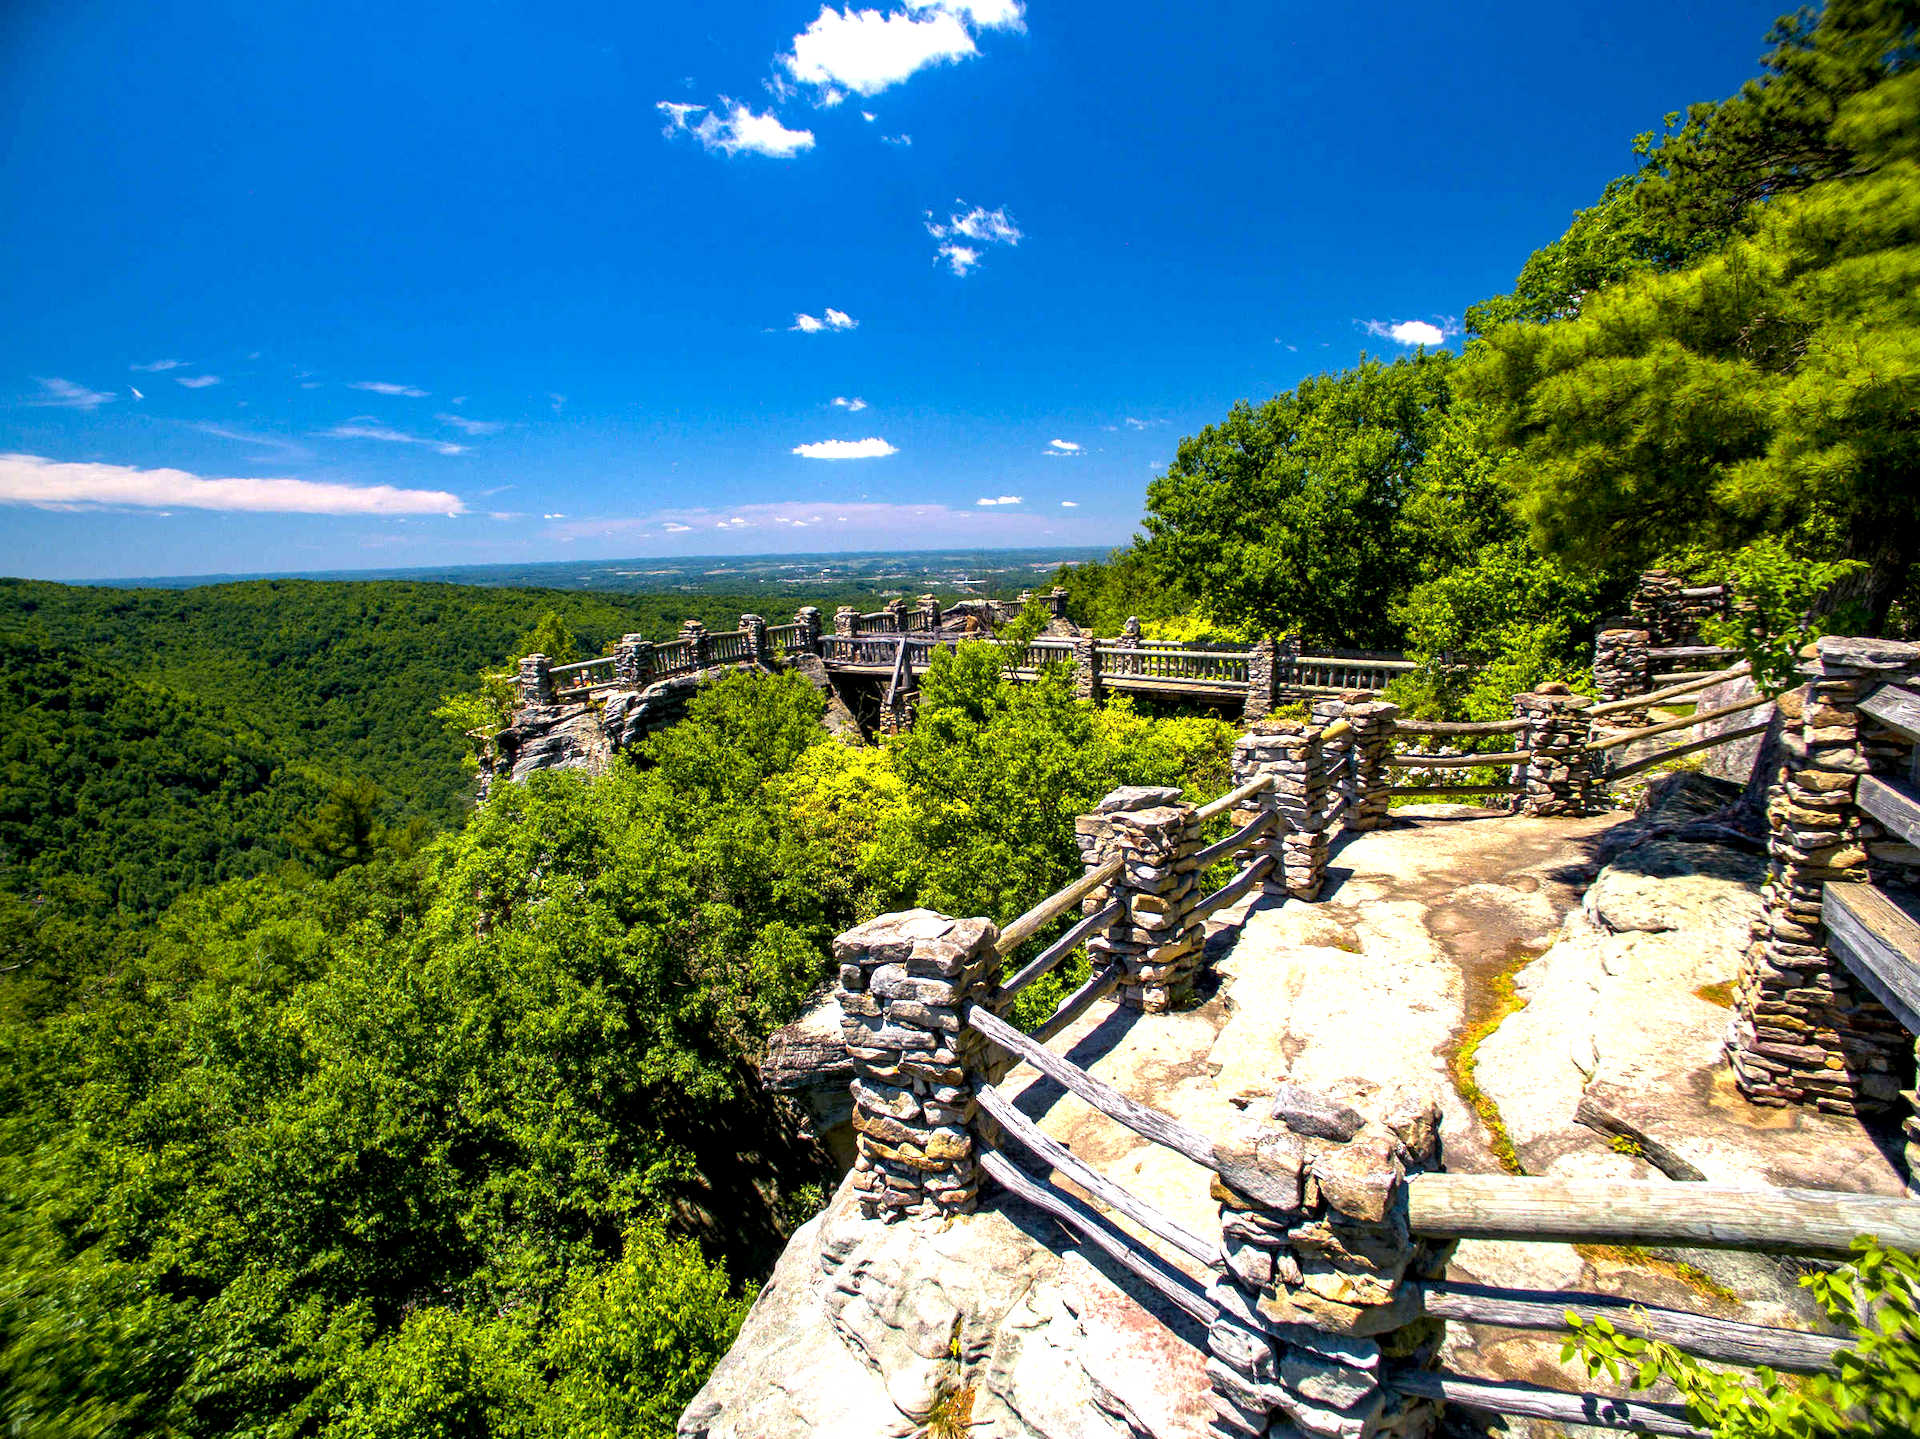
[[677, 1174, 1214, 1439]]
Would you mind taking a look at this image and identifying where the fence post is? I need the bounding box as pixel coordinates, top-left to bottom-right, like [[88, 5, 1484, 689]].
[[917, 593, 942, 631], [882, 597, 908, 633], [1073, 633, 1104, 703], [1118, 617, 1144, 675], [833, 605, 858, 646], [1243, 637, 1279, 723], [515, 652, 553, 712], [1727, 637, 1920, 1117], [613, 634, 653, 689], [1312, 694, 1400, 832], [1075, 787, 1204, 1013], [794, 605, 821, 654], [1592, 620, 1652, 720], [1046, 585, 1068, 618], [677, 619, 711, 670], [1513, 685, 1594, 816], [834, 909, 998, 1221], [1206, 1079, 1449, 1439], [1234, 723, 1329, 899], [738, 613, 767, 665]]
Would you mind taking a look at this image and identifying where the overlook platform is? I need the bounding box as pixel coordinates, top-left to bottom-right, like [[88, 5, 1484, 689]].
[[684, 788, 1905, 1439]]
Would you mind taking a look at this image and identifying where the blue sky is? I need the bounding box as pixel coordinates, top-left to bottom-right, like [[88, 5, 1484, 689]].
[[1, 0, 1781, 581]]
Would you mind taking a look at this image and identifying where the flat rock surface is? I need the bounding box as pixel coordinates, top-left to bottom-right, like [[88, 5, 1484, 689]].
[[688, 793, 1906, 1438]]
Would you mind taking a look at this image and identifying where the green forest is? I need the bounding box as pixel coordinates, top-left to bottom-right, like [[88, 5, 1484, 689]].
[[4, 4, 1919, 1436]]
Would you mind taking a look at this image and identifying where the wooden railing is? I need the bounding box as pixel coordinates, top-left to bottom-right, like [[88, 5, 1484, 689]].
[[1007, 639, 1074, 673], [764, 622, 803, 654], [1647, 643, 1742, 684], [1289, 651, 1416, 693], [549, 654, 620, 698], [1385, 716, 1530, 799], [706, 629, 752, 664], [1098, 644, 1250, 687], [651, 638, 696, 676]]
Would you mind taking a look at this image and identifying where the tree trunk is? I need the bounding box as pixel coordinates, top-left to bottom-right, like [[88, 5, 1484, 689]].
[[1822, 503, 1920, 635]]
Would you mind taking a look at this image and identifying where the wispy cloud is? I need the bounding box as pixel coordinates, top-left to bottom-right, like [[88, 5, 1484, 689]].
[[791, 307, 857, 333], [975, 494, 1022, 505], [130, 359, 188, 373], [27, 377, 116, 410], [175, 374, 222, 389], [130, 387, 144, 401], [189, 422, 312, 457], [437, 413, 504, 435], [0, 453, 463, 515], [658, 99, 815, 157], [1362, 318, 1454, 347], [322, 424, 467, 456], [925, 202, 1022, 275], [350, 380, 428, 397], [1123, 417, 1158, 430], [792, 437, 897, 459], [883, 133, 912, 146], [543, 512, 566, 519], [547, 494, 1095, 551], [662, 521, 694, 532], [1047, 438, 1081, 454], [1060, 500, 1079, 507], [830, 395, 868, 411]]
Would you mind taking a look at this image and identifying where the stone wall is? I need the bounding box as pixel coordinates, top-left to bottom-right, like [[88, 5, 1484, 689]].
[[1727, 637, 1920, 1116], [1075, 786, 1206, 1012]]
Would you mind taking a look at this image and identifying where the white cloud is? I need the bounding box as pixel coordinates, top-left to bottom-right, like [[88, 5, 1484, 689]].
[[190, 423, 311, 457], [716, 516, 752, 528], [936, 244, 980, 276], [791, 307, 857, 333], [130, 387, 144, 401], [437, 413, 504, 435], [28, 377, 116, 409], [662, 522, 694, 532], [792, 437, 898, 459], [0, 453, 463, 515], [1048, 439, 1081, 453], [1124, 417, 1155, 430], [831, 396, 868, 411], [1364, 318, 1452, 347], [130, 359, 187, 372], [658, 99, 815, 158], [975, 494, 1022, 505], [861, 109, 877, 121], [908, 0, 1024, 26], [1060, 500, 1079, 507], [780, 5, 977, 97], [543, 512, 566, 519], [350, 380, 428, 397], [883, 133, 912, 146], [175, 374, 222, 388], [926, 203, 1021, 275], [323, 424, 467, 456]]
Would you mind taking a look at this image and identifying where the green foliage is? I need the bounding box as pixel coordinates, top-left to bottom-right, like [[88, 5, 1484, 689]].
[[1701, 537, 1869, 694], [1141, 355, 1455, 647], [1563, 1238, 1920, 1437], [1049, 548, 1193, 635], [1460, 9, 1920, 627], [518, 610, 582, 666]]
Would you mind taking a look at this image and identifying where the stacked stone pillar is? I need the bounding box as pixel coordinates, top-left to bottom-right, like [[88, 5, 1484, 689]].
[[883, 597, 908, 632], [1074, 787, 1204, 1012], [738, 613, 767, 665], [834, 908, 998, 1221], [1727, 637, 1920, 1118], [1233, 724, 1330, 900], [1074, 634, 1104, 703], [679, 619, 711, 669], [1118, 617, 1144, 676], [794, 605, 822, 653], [1312, 693, 1401, 832], [833, 606, 858, 655], [916, 593, 942, 631], [515, 653, 552, 713], [1513, 685, 1595, 816], [1045, 586, 1069, 618], [1592, 620, 1653, 719], [1206, 1080, 1449, 1439], [1243, 637, 1279, 722], [613, 634, 653, 688]]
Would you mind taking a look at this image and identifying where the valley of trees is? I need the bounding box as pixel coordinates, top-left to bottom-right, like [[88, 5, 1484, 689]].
[[3, 4, 1917, 1436]]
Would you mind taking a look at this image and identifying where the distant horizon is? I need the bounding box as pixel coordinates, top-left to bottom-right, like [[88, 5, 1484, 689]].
[[19, 543, 1115, 592]]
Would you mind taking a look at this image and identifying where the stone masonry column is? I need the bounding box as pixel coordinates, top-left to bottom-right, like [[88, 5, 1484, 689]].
[[1243, 637, 1278, 723], [738, 613, 767, 665], [1073, 633, 1104, 703], [1727, 637, 1920, 1117], [613, 634, 653, 689], [1075, 787, 1204, 1013], [1593, 620, 1653, 720], [1046, 585, 1069, 618], [515, 653, 553, 713], [883, 597, 908, 633], [1630, 570, 1687, 648], [1233, 723, 1330, 900], [679, 619, 711, 669], [794, 605, 822, 653], [1313, 693, 1401, 832], [834, 908, 998, 1221], [1513, 684, 1594, 816], [1205, 1079, 1449, 1439], [917, 593, 942, 631]]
